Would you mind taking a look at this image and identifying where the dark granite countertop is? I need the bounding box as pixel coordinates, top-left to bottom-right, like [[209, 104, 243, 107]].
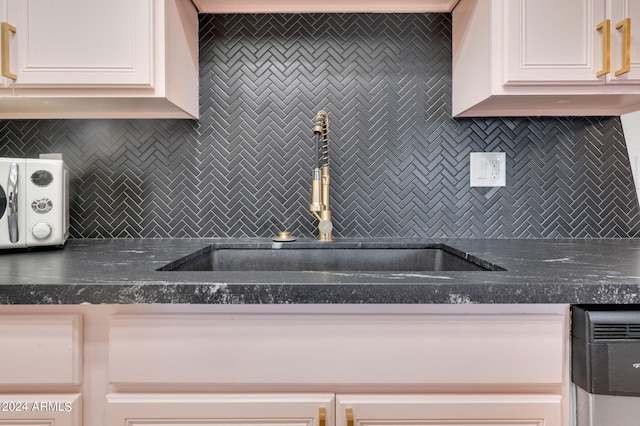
[[1, 238, 640, 304]]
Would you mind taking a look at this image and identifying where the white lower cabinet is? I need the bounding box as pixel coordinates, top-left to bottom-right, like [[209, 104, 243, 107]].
[[0, 304, 569, 426], [103, 393, 561, 426], [105, 394, 335, 426], [337, 394, 562, 426], [0, 314, 83, 386], [0, 313, 83, 425], [105, 305, 569, 426]]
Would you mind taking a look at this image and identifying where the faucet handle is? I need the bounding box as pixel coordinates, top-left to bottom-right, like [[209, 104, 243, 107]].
[[318, 219, 333, 235]]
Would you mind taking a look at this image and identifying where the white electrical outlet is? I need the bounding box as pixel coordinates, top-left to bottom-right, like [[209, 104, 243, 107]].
[[470, 152, 506, 187]]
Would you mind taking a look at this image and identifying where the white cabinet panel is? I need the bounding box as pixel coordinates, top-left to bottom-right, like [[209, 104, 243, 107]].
[[0, 0, 198, 118], [503, 0, 640, 85], [505, 0, 604, 84], [106, 393, 334, 426], [336, 394, 562, 426], [6, 0, 152, 87], [0, 314, 82, 386], [453, 0, 640, 116], [109, 312, 564, 387], [105, 393, 562, 426], [608, 0, 640, 83], [0, 0, 10, 89]]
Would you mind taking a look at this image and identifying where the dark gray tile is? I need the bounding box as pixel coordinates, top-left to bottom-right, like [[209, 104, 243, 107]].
[[0, 14, 638, 238]]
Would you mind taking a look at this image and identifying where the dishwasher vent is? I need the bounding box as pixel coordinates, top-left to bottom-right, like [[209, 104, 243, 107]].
[[593, 323, 640, 340]]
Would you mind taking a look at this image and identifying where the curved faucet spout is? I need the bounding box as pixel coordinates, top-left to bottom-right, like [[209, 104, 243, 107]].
[[313, 110, 329, 168]]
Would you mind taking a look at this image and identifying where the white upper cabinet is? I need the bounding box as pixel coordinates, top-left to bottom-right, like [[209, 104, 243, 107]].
[[0, 0, 199, 119], [608, 0, 640, 83], [6, 0, 152, 87], [503, 0, 605, 85], [192, 0, 460, 13], [453, 0, 640, 116], [504, 0, 640, 85], [0, 0, 10, 89]]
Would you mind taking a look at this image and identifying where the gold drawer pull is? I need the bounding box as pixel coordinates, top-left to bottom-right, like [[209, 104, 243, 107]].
[[596, 19, 611, 77], [346, 408, 354, 426], [1, 22, 16, 80], [319, 408, 326, 426], [615, 18, 631, 76]]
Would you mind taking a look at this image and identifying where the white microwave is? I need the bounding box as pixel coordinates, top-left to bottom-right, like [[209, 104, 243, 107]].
[[0, 155, 69, 249]]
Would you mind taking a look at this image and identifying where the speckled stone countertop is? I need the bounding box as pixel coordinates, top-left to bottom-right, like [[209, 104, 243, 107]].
[[1, 238, 640, 304]]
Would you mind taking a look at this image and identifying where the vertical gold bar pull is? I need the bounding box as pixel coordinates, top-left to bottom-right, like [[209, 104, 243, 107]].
[[596, 19, 611, 77], [319, 408, 326, 426], [1, 22, 17, 80], [346, 408, 354, 426], [615, 18, 632, 76]]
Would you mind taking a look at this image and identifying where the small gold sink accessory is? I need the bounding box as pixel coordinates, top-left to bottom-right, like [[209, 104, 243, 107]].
[[272, 231, 297, 242]]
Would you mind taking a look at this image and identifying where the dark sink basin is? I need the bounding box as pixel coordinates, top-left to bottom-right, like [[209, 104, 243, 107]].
[[157, 242, 505, 272]]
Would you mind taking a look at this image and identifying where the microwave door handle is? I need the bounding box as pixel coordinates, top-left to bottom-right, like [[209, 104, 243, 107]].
[[7, 162, 18, 243]]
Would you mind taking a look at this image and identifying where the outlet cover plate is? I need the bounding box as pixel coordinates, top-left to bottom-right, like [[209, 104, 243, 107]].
[[470, 152, 506, 187]]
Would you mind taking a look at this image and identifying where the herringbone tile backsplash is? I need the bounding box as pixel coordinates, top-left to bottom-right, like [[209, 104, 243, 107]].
[[1, 13, 639, 238]]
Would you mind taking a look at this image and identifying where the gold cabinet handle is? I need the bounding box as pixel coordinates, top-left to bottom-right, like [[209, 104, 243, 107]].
[[1, 22, 17, 80], [596, 19, 611, 77], [615, 18, 631, 76], [346, 408, 354, 426], [319, 408, 326, 426]]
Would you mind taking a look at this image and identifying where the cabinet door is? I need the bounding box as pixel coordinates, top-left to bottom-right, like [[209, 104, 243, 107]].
[[5, 0, 152, 87], [106, 394, 334, 426], [0, 314, 82, 386], [336, 394, 562, 426], [108, 313, 564, 388], [0, 0, 10, 89], [608, 0, 640, 83], [504, 0, 605, 84]]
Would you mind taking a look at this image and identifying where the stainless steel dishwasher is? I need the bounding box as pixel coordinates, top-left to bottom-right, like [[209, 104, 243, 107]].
[[572, 305, 640, 426]]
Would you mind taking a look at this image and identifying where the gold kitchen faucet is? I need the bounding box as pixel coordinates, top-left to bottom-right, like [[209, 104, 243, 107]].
[[309, 110, 333, 241]]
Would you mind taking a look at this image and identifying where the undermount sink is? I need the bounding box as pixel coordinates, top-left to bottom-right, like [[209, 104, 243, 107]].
[[157, 242, 505, 272]]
